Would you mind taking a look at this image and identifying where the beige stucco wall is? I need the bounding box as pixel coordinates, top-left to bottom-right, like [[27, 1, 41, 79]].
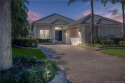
[[84, 25, 122, 42], [33, 23, 122, 45], [33, 24, 66, 43], [98, 25, 122, 38], [33, 24, 52, 39]]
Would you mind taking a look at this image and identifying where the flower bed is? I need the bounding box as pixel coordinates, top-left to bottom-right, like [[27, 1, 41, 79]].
[[0, 56, 59, 83]]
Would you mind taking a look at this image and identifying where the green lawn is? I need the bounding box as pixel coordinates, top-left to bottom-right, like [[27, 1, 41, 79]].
[[100, 49, 125, 59], [12, 48, 46, 59]]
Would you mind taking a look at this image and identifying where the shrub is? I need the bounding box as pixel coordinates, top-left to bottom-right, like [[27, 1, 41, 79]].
[[12, 38, 38, 47], [1, 56, 58, 83], [119, 41, 125, 45], [19, 67, 44, 83], [101, 40, 107, 45], [37, 39, 51, 43], [113, 38, 123, 45], [1, 71, 16, 83], [13, 56, 43, 64], [43, 60, 59, 81]]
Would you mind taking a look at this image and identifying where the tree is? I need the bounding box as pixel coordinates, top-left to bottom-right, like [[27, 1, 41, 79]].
[[11, 0, 30, 38], [68, 0, 95, 44], [102, 0, 125, 40], [0, 0, 12, 70]]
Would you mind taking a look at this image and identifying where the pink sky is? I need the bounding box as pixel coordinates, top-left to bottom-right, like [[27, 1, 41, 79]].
[[28, 10, 42, 22], [28, 8, 122, 22]]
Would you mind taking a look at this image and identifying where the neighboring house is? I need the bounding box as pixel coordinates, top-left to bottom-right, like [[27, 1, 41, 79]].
[[32, 13, 122, 45]]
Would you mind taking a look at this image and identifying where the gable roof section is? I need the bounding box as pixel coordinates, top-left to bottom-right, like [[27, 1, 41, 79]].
[[32, 13, 75, 25], [66, 14, 91, 27], [51, 19, 69, 25], [96, 17, 119, 25], [67, 14, 122, 27]]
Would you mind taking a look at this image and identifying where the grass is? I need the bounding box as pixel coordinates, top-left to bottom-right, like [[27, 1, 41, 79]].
[[12, 48, 46, 59], [80, 43, 125, 48], [100, 49, 125, 59]]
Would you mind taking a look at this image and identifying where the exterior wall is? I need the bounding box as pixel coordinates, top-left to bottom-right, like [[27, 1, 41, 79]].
[[84, 25, 91, 42], [80, 25, 86, 43], [98, 25, 122, 38], [62, 30, 66, 43], [33, 24, 122, 45], [33, 24, 66, 43], [84, 24, 122, 43], [33, 24, 52, 39]]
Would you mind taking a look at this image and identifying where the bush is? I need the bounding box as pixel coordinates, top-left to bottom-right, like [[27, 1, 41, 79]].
[[1, 56, 59, 83], [113, 38, 123, 45], [13, 56, 43, 64], [12, 38, 38, 47], [37, 39, 51, 43], [119, 41, 125, 45], [19, 67, 44, 83], [1, 71, 16, 83], [43, 59, 59, 81]]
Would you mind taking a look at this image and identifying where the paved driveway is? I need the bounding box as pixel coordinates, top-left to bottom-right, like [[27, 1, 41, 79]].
[[39, 45, 125, 83]]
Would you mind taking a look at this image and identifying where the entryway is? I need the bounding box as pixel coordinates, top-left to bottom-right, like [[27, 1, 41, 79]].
[[55, 30, 62, 42]]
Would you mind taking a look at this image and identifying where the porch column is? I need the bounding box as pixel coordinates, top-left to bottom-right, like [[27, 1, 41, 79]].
[[66, 30, 68, 44], [54, 27, 55, 44]]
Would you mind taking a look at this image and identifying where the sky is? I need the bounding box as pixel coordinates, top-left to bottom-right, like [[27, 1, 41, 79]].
[[27, 0, 123, 22]]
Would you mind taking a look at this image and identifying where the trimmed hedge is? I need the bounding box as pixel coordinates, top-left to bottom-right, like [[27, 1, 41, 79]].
[[12, 38, 38, 47], [37, 39, 51, 43]]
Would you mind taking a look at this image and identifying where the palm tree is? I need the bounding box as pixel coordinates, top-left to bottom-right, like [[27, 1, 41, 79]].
[[68, 0, 95, 44], [0, 0, 12, 70], [102, 0, 125, 40]]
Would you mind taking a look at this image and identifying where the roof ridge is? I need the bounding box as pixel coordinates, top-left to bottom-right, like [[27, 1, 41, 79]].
[[32, 13, 75, 24], [94, 14, 122, 23], [76, 13, 122, 23]]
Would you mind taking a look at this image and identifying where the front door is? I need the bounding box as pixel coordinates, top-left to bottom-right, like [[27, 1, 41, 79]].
[[55, 31, 62, 41]]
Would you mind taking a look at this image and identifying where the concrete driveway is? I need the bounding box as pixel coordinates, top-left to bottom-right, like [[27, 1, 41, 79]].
[[39, 45, 125, 83]]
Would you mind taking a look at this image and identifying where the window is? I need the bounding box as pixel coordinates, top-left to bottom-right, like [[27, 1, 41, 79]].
[[40, 30, 49, 39]]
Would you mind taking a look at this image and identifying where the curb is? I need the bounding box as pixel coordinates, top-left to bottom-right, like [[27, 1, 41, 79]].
[[38, 46, 67, 83]]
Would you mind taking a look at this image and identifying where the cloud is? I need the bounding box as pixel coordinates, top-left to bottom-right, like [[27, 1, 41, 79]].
[[28, 10, 42, 22], [95, 7, 122, 22], [110, 13, 123, 22], [83, 10, 91, 16], [75, 10, 91, 20], [112, 9, 119, 15]]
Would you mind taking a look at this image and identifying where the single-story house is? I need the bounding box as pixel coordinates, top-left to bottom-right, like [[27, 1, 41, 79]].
[[32, 13, 122, 45]]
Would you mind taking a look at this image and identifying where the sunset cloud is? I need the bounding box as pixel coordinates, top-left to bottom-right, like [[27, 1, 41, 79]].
[[75, 10, 91, 20], [83, 10, 91, 16], [28, 10, 42, 22], [110, 14, 123, 22], [112, 9, 119, 15], [96, 6, 123, 22]]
